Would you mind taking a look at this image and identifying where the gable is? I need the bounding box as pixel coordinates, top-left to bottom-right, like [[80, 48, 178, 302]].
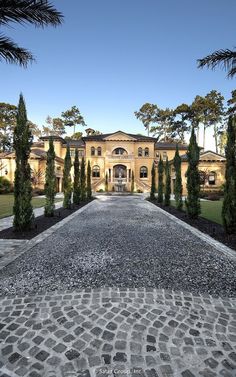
[[200, 151, 226, 161], [104, 131, 137, 141]]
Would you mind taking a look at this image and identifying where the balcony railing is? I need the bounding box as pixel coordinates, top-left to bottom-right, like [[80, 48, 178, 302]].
[[106, 154, 134, 160]]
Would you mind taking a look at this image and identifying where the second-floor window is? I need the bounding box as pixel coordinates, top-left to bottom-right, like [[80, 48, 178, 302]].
[[91, 147, 95, 156], [97, 147, 102, 156], [138, 147, 142, 157], [163, 151, 167, 161], [144, 147, 149, 157]]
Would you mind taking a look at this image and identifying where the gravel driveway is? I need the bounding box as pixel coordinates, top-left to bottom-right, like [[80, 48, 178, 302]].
[[0, 195, 235, 296]]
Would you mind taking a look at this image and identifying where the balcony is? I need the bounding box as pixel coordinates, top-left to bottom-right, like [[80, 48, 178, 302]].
[[106, 154, 134, 160]]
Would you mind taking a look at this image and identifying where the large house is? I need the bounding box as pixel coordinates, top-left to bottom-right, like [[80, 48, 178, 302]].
[[0, 131, 226, 194]]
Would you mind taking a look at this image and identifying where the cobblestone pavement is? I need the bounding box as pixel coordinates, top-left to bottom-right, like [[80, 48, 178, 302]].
[[0, 288, 236, 377]]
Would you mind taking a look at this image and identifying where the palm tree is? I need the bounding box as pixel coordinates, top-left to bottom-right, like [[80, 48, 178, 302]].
[[198, 48, 236, 78], [0, 0, 63, 67]]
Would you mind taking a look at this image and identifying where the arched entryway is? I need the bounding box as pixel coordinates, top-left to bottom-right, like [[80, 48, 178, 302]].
[[113, 164, 127, 192]]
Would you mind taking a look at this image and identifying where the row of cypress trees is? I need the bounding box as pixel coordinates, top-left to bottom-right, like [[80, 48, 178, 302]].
[[151, 117, 236, 235], [13, 95, 92, 231]]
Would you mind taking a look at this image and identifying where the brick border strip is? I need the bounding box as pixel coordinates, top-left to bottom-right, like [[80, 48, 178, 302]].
[[0, 200, 96, 271], [147, 200, 236, 261]]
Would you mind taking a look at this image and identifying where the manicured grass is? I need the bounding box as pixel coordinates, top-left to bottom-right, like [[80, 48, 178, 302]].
[[170, 199, 223, 225], [0, 194, 62, 219]]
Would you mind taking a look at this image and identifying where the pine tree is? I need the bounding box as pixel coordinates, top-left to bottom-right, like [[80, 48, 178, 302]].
[[80, 156, 86, 201], [173, 144, 183, 210], [86, 160, 92, 199], [131, 171, 134, 193], [105, 172, 108, 192], [222, 116, 236, 234], [164, 158, 171, 206], [44, 137, 56, 216], [185, 127, 201, 219], [150, 163, 156, 200], [73, 148, 80, 205], [157, 156, 164, 203], [13, 94, 34, 231], [63, 144, 72, 208]]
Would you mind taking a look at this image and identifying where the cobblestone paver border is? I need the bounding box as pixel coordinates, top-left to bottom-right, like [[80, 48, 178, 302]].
[[0, 201, 95, 271], [0, 288, 235, 377]]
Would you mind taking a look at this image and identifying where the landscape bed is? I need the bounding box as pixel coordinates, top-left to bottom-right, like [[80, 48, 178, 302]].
[[0, 199, 93, 240], [150, 200, 236, 252]]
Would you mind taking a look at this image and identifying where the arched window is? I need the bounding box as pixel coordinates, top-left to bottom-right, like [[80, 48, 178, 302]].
[[208, 171, 216, 185], [91, 146, 95, 156], [140, 166, 148, 178], [92, 165, 100, 178], [163, 151, 167, 161], [144, 147, 149, 157], [97, 146, 102, 156], [113, 148, 127, 155], [138, 147, 143, 157]]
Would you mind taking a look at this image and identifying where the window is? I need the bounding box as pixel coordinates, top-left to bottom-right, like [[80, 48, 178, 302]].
[[208, 172, 216, 185], [91, 147, 95, 156], [78, 150, 84, 157], [97, 147, 102, 156], [113, 148, 127, 155], [163, 151, 167, 161], [144, 147, 149, 157], [140, 166, 148, 178], [70, 149, 75, 157], [156, 152, 160, 160], [92, 165, 100, 178], [138, 147, 143, 157]]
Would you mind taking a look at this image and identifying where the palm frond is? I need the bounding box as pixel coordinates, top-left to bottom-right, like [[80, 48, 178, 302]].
[[0, 34, 34, 66], [197, 48, 236, 78], [0, 0, 63, 27]]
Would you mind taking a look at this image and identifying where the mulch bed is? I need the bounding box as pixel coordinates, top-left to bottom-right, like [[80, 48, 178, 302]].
[[150, 200, 236, 252], [0, 200, 93, 240]]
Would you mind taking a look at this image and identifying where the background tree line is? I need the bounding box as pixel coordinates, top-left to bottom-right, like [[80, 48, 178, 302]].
[[135, 89, 236, 154]]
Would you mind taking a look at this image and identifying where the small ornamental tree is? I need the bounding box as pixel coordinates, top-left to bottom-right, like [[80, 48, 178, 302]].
[[44, 137, 56, 216], [80, 156, 86, 201], [87, 160, 92, 199], [173, 144, 183, 210], [63, 144, 72, 208], [185, 127, 201, 219], [131, 171, 134, 193], [164, 158, 171, 206], [13, 94, 34, 231], [105, 172, 108, 192], [73, 148, 80, 205], [157, 156, 164, 203], [150, 163, 156, 200], [222, 116, 236, 234]]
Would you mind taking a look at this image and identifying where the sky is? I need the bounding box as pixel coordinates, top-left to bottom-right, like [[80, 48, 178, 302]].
[[1, 0, 236, 150]]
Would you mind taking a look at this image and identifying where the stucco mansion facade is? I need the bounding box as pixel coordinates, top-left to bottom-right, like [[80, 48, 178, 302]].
[[0, 131, 226, 194]]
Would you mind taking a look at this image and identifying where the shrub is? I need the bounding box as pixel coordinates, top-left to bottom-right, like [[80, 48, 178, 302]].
[[32, 189, 45, 196], [207, 194, 221, 201], [0, 177, 11, 194], [97, 188, 104, 192]]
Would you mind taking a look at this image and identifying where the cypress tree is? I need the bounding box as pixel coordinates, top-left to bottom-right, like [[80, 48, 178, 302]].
[[157, 156, 164, 203], [174, 144, 183, 210], [13, 94, 34, 231], [150, 163, 156, 200], [185, 127, 201, 219], [131, 171, 134, 193], [63, 144, 72, 208], [73, 148, 80, 205], [222, 116, 236, 234], [105, 172, 108, 192], [164, 158, 171, 206], [44, 137, 56, 216], [87, 160, 92, 199], [80, 156, 86, 201]]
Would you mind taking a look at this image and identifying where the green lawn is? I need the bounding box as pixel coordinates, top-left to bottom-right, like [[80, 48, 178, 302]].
[[170, 199, 223, 225], [0, 194, 62, 219]]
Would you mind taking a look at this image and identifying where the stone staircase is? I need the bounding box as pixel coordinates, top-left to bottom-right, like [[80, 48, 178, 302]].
[[134, 178, 151, 193], [92, 177, 105, 191]]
